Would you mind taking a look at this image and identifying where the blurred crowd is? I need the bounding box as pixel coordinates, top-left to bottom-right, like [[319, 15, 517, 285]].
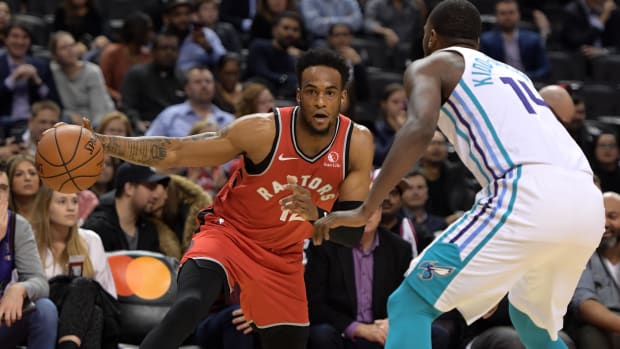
[[1, 0, 620, 348]]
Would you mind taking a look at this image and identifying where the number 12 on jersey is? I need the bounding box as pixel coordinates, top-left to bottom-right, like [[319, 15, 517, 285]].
[[500, 76, 546, 115]]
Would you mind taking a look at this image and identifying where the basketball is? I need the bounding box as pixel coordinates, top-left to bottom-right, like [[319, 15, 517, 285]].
[[35, 125, 104, 194]]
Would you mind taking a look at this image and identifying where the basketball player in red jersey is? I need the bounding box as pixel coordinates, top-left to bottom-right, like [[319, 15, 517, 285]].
[[55, 49, 374, 349]]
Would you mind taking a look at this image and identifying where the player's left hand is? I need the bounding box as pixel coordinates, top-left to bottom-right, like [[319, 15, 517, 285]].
[[231, 308, 253, 334], [280, 175, 318, 221], [312, 206, 367, 246]]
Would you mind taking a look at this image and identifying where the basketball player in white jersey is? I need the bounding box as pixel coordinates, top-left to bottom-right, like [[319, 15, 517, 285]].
[[314, 1, 604, 348]]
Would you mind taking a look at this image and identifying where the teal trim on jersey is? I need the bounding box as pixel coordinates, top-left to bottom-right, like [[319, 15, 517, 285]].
[[463, 165, 521, 265], [404, 242, 463, 306], [459, 80, 515, 168], [441, 106, 492, 185]]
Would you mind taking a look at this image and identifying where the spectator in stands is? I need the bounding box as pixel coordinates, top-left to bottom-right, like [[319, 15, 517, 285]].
[[21, 100, 61, 157], [96, 111, 133, 137], [52, 0, 108, 58], [538, 84, 576, 123], [146, 66, 235, 137], [219, 0, 257, 33], [82, 163, 169, 253], [121, 31, 185, 134], [401, 169, 446, 252], [0, 160, 57, 349], [49, 31, 114, 126], [592, 131, 620, 194], [31, 185, 119, 349], [213, 53, 243, 114], [147, 173, 211, 259], [185, 120, 230, 198], [250, 0, 299, 41], [480, 0, 550, 81], [235, 82, 275, 117], [570, 191, 620, 349], [246, 11, 302, 98], [7, 154, 40, 223], [374, 169, 418, 255], [539, 84, 598, 162], [0, 1, 11, 48], [561, 0, 620, 58], [364, 0, 422, 49], [299, 0, 362, 40], [326, 23, 369, 120], [173, 0, 227, 72], [373, 83, 407, 168], [196, 0, 243, 53], [89, 155, 115, 198], [419, 130, 476, 223], [305, 205, 418, 349], [99, 12, 153, 104], [0, 21, 60, 140]]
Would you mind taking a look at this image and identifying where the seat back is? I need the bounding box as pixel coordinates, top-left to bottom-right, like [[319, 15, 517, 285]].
[[107, 250, 179, 344]]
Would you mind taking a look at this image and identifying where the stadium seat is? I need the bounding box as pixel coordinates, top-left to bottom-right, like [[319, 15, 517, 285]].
[[591, 54, 620, 84], [548, 51, 587, 82], [352, 37, 389, 70], [595, 115, 620, 135], [107, 250, 179, 345], [366, 68, 403, 105], [578, 84, 620, 118]]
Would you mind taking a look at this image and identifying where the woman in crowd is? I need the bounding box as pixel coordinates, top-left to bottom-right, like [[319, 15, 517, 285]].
[[591, 130, 620, 193], [213, 53, 244, 114], [7, 155, 40, 223], [96, 111, 133, 137], [31, 185, 118, 349], [99, 12, 153, 104], [89, 155, 116, 198], [49, 31, 114, 126], [235, 82, 275, 117], [372, 83, 407, 167]]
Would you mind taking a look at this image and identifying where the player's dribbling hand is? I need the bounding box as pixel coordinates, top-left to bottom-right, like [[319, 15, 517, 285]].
[[280, 175, 318, 221], [312, 206, 367, 246], [231, 308, 253, 334]]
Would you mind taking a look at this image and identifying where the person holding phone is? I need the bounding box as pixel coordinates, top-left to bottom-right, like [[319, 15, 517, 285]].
[[0, 160, 58, 349]]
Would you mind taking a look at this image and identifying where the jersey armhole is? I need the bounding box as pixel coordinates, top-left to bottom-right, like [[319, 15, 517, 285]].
[[244, 111, 280, 175], [344, 121, 354, 178]]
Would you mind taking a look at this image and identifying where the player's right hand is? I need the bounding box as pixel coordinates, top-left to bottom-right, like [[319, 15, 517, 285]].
[[231, 308, 253, 334], [312, 206, 367, 245]]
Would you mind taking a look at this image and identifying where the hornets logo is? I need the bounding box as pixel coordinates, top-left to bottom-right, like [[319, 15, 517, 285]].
[[418, 261, 455, 280]]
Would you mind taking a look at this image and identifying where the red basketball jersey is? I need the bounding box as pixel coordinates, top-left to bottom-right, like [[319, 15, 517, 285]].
[[207, 106, 353, 252]]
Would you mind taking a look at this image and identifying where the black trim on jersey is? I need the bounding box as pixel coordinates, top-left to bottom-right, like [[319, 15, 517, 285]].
[[343, 121, 354, 178], [244, 110, 281, 175], [291, 107, 341, 163]]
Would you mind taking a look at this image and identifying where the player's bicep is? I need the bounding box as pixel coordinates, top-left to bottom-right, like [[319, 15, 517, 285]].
[[404, 60, 443, 129], [338, 125, 374, 202]]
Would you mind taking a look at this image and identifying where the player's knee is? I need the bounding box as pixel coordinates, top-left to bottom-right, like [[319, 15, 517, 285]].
[[509, 303, 567, 349], [388, 282, 437, 319]]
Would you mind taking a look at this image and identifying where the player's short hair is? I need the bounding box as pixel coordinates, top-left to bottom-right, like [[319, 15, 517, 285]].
[[295, 48, 350, 90], [428, 0, 481, 41]]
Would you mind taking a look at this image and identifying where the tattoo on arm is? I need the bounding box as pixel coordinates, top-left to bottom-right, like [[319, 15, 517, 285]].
[[98, 135, 173, 166]]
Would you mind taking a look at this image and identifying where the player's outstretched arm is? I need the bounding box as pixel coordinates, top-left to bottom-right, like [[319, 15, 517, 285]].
[[94, 114, 275, 168]]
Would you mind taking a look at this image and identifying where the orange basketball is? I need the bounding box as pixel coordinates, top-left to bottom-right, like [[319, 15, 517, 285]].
[[35, 125, 104, 193]]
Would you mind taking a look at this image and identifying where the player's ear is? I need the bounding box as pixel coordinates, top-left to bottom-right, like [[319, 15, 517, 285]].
[[296, 88, 301, 104], [340, 88, 348, 107]]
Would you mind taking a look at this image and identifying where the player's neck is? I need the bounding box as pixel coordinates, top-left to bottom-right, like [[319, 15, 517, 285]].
[[294, 120, 336, 157]]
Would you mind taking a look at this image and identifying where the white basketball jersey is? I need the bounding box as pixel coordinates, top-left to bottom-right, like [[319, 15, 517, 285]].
[[437, 47, 592, 187]]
